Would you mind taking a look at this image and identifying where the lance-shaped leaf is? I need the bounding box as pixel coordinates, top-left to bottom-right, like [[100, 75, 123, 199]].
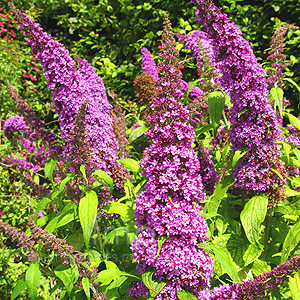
[[270, 87, 284, 118], [11, 277, 27, 300], [289, 271, 300, 300], [241, 195, 268, 244], [25, 261, 41, 300], [79, 190, 98, 248], [142, 269, 167, 298], [208, 91, 226, 124]]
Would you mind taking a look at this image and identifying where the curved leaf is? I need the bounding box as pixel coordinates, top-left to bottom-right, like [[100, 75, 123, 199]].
[[282, 221, 300, 263]]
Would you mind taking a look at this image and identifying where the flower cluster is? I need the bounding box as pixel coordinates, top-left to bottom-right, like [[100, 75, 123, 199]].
[[192, 0, 285, 195], [129, 15, 213, 298], [3, 84, 62, 171], [197, 254, 300, 300], [9, 4, 125, 185], [141, 47, 159, 81], [197, 141, 217, 194], [267, 24, 299, 89], [3, 115, 27, 139]]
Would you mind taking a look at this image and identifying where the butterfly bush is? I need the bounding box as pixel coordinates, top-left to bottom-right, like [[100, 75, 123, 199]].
[[129, 15, 213, 299], [9, 4, 125, 182], [191, 0, 286, 195], [141, 46, 204, 105]]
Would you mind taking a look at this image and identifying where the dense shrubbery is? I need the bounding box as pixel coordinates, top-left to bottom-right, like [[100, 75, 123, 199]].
[[1, 0, 300, 299]]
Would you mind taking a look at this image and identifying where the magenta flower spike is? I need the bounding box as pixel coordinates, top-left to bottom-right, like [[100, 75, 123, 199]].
[[129, 15, 213, 299]]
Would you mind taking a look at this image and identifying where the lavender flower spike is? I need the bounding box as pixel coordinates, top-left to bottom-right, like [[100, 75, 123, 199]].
[[141, 47, 159, 81], [9, 3, 124, 179]]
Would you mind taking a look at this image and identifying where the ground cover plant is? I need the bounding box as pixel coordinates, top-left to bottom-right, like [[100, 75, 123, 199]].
[[1, 0, 300, 299]]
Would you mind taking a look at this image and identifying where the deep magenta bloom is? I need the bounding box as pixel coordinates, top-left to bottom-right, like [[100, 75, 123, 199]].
[[130, 15, 213, 298]]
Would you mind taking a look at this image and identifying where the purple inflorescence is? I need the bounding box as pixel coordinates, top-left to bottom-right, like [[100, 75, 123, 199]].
[[10, 4, 122, 178], [141, 47, 159, 81], [192, 0, 285, 193], [177, 30, 215, 75], [3, 115, 28, 139], [266, 24, 298, 89], [198, 142, 217, 194], [141, 47, 203, 103], [130, 15, 213, 298]]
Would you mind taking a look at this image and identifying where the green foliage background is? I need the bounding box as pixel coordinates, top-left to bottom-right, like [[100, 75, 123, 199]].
[[1, 0, 299, 103]]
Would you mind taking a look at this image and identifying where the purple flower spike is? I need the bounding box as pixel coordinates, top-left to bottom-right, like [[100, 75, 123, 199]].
[[3, 115, 28, 139], [10, 4, 123, 178], [130, 15, 213, 298], [192, 0, 285, 194], [141, 47, 159, 81]]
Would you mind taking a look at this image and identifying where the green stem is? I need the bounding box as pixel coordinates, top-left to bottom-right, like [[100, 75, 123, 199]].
[[262, 209, 272, 260], [95, 220, 105, 257]]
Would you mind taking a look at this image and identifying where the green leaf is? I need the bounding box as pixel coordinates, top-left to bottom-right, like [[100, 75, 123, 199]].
[[80, 165, 88, 184], [232, 150, 247, 168], [284, 186, 300, 198], [282, 221, 300, 262], [44, 159, 57, 184], [101, 202, 134, 222], [205, 176, 234, 215], [11, 277, 27, 300], [195, 123, 214, 137], [33, 196, 52, 222], [45, 204, 76, 232], [208, 91, 226, 124], [282, 142, 292, 164], [105, 276, 128, 299], [210, 244, 240, 282], [283, 78, 300, 93], [156, 235, 167, 257], [82, 277, 90, 300], [79, 190, 98, 249], [177, 289, 198, 300], [270, 87, 284, 118], [270, 168, 285, 183], [184, 79, 201, 104], [51, 175, 73, 199], [212, 234, 262, 273], [48, 283, 61, 300], [240, 195, 268, 244], [25, 261, 41, 300], [289, 271, 300, 300], [94, 269, 139, 286], [107, 227, 127, 244], [118, 158, 140, 174], [92, 170, 114, 191], [54, 264, 78, 296], [282, 155, 300, 169], [129, 126, 148, 143], [285, 112, 300, 131], [67, 233, 85, 252], [141, 269, 167, 297]]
